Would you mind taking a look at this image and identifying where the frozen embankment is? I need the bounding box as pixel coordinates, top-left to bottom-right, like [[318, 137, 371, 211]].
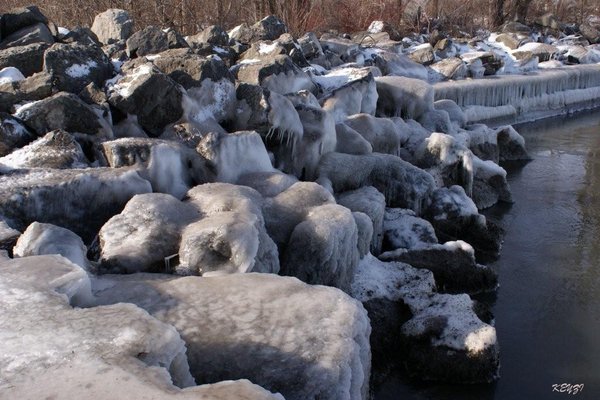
[[434, 65, 600, 125]]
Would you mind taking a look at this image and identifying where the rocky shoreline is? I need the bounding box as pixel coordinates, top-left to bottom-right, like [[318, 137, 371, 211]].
[[0, 5, 596, 400]]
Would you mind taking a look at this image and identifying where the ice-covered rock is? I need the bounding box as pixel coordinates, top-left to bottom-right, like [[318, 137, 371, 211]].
[[495, 124, 530, 161], [353, 211, 374, 258], [0, 112, 35, 156], [235, 55, 315, 94], [0, 130, 89, 169], [344, 114, 404, 155], [430, 57, 468, 81], [281, 203, 359, 291], [107, 63, 185, 136], [0, 71, 52, 113], [318, 152, 436, 214], [1, 255, 284, 399], [382, 208, 438, 251], [13, 222, 90, 270], [237, 171, 298, 198], [434, 99, 467, 129], [126, 25, 171, 57], [16, 91, 113, 138], [380, 240, 498, 294], [472, 155, 512, 209], [93, 272, 370, 400], [102, 137, 209, 198], [334, 122, 373, 155], [98, 193, 200, 273], [375, 76, 434, 120], [337, 186, 386, 255], [43, 42, 113, 93], [197, 130, 275, 183], [178, 183, 279, 276], [0, 167, 152, 242], [91, 8, 134, 45], [370, 50, 428, 80], [408, 43, 435, 65]]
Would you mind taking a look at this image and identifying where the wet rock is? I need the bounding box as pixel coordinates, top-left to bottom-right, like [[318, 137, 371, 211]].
[[43, 42, 113, 93], [91, 9, 134, 45], [16, 91, 112, 137]]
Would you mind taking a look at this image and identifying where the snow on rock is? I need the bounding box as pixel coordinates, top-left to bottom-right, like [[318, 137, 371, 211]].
[[495, 125, 530, 162], [0, 66, 25, 84], [344, 114, 405, 155], [0, 168, 152, 242], [178, 183, 279, 276], [471, 155, 512, 209], [0, 255, 284, 399], [197, 130, 275, 183], [0, 130, 89, 170], [375, 75, 434, 120], [318, 152, 436, 214], [102, 137, 210, 199], [281, 203, 359, 291], [98, 193, 201, 274], [334, 122, 373, 155], [337, 186, 386, 255], [13, 222, 90, 270], [93, 272, 371, 400], [0, 113, 35, 156], [382, 208, 438, 251]]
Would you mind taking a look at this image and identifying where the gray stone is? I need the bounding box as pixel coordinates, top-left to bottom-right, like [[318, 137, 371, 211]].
[[0, 23, 53, 49], [186, 25, 229, 47], [234, 54, 314, 94], [0, 113, 35, 156], [0, 72, 52, 113], [126, 26, 169, 57], [0, 6, 48, 37], [408, 44, 435, 65], [0, 42, 48, 77], [230, 15, 287, 44], [430, 57, 467, 80], [91, 9, 134, 45], [151, 48, 233, 88]]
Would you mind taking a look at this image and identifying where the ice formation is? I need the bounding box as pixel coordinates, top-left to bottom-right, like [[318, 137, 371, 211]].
[[0, 66, 25, 84], [93, 272, 371, 400]]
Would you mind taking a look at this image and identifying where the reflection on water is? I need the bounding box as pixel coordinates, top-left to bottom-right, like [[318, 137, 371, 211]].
[[375, 111, 600, 399]]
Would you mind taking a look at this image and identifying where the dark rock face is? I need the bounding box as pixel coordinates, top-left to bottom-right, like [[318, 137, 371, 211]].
[[0, 42, 49, 77], [43, 43, 113, 93], [230, 15, 288, 44], [151, 48, 233, 88], [15, 92, 111, 137], [0, 113, 35, 156], [0, 22, 54, 49], [126, 26, 169, 58], [186, 25, 229, 47], [107, 64, 184, 137], [0, 72, 53, 113], [0, 6, 48, 38]]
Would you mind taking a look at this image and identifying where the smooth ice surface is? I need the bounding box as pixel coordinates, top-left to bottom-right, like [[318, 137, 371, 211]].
[[93, 272, 371, 400]]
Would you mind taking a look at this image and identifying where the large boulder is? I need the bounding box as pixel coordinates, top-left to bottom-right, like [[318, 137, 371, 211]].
[[229, 15, 288, 44], [15, 91, 112, 137], [430, 57, 468, 81], [344, 114, 404, 155], [0, 255, 283, 399], [234, 54, 315, 94], [0, 22, 54, 49], [0, 6, 48, 38], [0, 168, 152, 242], [0, 130, 89, 169], [93, 272, 371, 400], [126, 26, 170, 57], [0, 42, 49, 77], [0, 71, 52, 113], [91, 9, 134, 45], [187, 25, 229, 47], [98, 193, 200, 274], [375, 76, 434, 120], [43, 42, 113, 93], [382, 208, 438, 252], [107, 63, 184, 136]]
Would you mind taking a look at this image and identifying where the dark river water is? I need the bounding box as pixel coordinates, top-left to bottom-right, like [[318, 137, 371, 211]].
[[375, 111, 600, 400]]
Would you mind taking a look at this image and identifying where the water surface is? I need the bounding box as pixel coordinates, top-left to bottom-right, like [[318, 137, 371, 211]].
[[376, 111, 600, 400]]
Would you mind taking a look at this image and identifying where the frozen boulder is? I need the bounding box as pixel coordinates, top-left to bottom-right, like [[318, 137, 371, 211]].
[[318, 152, 436, 214], [460, 51, 502, 76], [102, 137, 210, 198], [314, 67, 378, 121], [197, 130, 274, 183], [334, 123, 373, 155], [434, 99, 466, 129], [337, 186, 386, 255], [408, 43, 435, 65], [319, 33, 360, 62], [16, 91, 113, 137], [0, 255, 284, 399], [235, 55, 315, 94], [91, 9, 134, 45], [371, 51, 428, 80], [0, 130, 89, 169], [375, 76, 434, 120], [237, 171, 298, 198], [0, 113, 35, 156], [472, 156, 512, 209], [380, 240, 498, 294], [495, 125, 529, 161], [353, 211, 374, 258], [43, 42, 113, 93], [0, 71, 52, 113], [0, 168, 152, 242], [126, 25, 170, 57], [430, 57, 468, 81], [344, 114, 404, 155], [0, 42, 49, 77], [426, 186, 503, 261], [93, 272, 370, 400], [107, 63, 185, 136], [382, 208, 438, 251], [281, 203, 360, 291], [13, 222, 89, 269], [98, 193, 200, 273], [178, 183, 279, 276]]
